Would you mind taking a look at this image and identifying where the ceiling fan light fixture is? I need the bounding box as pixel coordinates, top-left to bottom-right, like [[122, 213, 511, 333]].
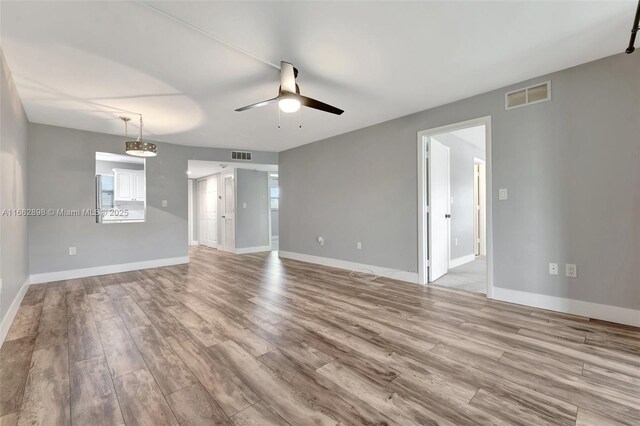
[[278, 97, 301, 113]]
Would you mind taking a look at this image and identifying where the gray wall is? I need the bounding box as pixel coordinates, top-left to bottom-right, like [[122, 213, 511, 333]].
[[280, 52, 640, 310], [432, 133, 485, 260], [235, 169, 270, 249], [28, 124, 277, 275], [0, 49, 29, 321]]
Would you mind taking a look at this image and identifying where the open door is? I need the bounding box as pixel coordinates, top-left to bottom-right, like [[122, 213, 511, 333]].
[[428, 138, 450, 282], [198, 176, 218, 248], [221, 170, 235, 252]]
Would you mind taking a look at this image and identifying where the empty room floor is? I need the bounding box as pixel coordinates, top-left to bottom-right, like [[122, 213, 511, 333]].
[[1, 247, 639, 425], [434, 256, 487, 294]]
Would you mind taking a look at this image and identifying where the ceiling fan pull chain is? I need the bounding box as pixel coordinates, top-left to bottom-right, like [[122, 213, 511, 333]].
[[277, 107, 281, 129], [298, 108, 302, 129]]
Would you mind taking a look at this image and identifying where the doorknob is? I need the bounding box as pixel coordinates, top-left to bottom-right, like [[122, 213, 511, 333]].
[[445, 214, 451, 219]]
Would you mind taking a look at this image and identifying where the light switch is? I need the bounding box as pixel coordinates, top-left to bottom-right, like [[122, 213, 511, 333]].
[[161, 200, 168, 207], [242, 202, 247, 209], [69, 247, 77, 256], [549, 263, 558, 275], [498, 188, 508, 201]]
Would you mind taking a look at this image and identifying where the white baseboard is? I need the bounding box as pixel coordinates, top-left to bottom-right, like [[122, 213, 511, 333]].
[[492, 287, 640, 327], [189, 240, 199, 246], [0, 277, 30, 346], [278, 251, 419, 284], [235, 245, 272, 255], [29, 256, 190, 284], [449, 254, 476, 269]]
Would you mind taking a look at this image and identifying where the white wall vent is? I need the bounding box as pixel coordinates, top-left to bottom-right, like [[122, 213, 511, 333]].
[[505, 81, 551, 110], [231, 151, 252, 161]]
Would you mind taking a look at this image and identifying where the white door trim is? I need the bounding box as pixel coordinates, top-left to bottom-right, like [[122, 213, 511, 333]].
[[473, 157, 487, 257], [417, 116, 493, 298]]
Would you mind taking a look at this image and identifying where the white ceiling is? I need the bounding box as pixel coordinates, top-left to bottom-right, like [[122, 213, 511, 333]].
[[188, 160, 277, 179], [1, 1, 635, 152]]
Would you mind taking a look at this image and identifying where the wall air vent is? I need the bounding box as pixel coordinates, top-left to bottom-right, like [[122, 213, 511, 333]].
[[231, 151, 252, 161], [505, 81, 551, 110]]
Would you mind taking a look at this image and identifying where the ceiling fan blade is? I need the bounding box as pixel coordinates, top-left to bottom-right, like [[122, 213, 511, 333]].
[[235, 97, 278, 112], [280, 61, 297, 93], [297, 95, 344, 115]]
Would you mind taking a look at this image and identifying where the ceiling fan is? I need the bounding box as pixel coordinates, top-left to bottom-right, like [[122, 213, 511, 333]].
[[235, 61, 344, 115]]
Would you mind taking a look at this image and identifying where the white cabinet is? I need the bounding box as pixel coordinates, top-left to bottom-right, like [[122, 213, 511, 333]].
[[134, 172, 145, 200], [114, 169, 145, 201]]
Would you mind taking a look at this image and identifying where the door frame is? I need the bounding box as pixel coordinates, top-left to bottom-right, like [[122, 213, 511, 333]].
[[417, 116, 494, 297], [473, 157, 486, 257]]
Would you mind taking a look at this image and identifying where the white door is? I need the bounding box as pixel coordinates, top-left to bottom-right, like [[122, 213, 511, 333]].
[[205, 176, 218, 247], [428, 139, 450, 282], [198, 177, 218, 248], [221, 171, 235, 252], [198, 179, 208, 246]]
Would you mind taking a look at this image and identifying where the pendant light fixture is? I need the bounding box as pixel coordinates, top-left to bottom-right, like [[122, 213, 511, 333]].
[[121, 115, 157, 157]]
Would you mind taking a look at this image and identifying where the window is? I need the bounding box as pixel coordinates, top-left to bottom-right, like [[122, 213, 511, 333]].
[[270, 173, 279, 210]]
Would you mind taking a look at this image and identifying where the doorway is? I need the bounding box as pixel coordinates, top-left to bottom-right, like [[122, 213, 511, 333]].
[[417, 116, 493, 296], [188, 161, 278, 254]]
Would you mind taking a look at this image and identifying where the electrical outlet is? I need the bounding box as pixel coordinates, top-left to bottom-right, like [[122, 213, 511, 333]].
[[317, 236, 325, 246], [242, 202, 247, 209], [566, 264, 577, 278], [499, 188, 508, 201], [357, 242, 362, 250], [549, 263, 558, 275], [69, 247, 77, 256], [161, 200, 168, 208]]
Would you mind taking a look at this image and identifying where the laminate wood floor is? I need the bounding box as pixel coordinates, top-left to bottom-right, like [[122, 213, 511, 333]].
[[1, 247, 639, 425]]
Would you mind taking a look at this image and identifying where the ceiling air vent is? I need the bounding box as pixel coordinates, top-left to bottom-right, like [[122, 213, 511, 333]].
[[505, 81, 551, 110], [231, 151, 252, 161]]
